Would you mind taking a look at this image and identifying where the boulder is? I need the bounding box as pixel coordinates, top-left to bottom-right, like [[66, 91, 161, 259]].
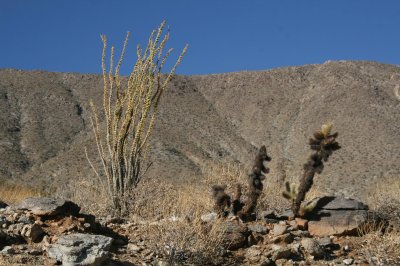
[[305, 196, 368, 237], [47, 233, 113, 266], [16, 197, 80, 217]]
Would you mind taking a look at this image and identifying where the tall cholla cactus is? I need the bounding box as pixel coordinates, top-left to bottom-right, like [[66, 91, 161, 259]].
[[292, 123, 341, 217]]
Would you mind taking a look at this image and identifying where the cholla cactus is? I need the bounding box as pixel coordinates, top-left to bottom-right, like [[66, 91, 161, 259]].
[[210, 145, 271, 221], [211, 185, 231, 216], [299, 199, 318, 217], [237, 145, 271, 221], [282, 181, 297, 202], [292, 123, 341, 217]]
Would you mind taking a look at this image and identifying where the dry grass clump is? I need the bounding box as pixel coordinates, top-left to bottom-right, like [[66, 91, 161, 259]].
[[125, 176, 229, 264], [149, 213, 228, 265], [357, 175, 400, 264], [67, 175, 110, 216], [360, 231, 400, 265], [366, 175, 400, 231], [0, 179, 42, 205]]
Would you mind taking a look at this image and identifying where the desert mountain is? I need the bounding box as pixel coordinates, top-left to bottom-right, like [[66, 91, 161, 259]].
[[0, 61, 399, 201]]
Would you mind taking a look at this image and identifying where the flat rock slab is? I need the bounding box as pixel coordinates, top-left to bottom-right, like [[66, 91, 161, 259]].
[[16, 197, 80, 216], [306, 196, 368, 237], [310, 196, 368, 210], [47, 233, 113, 266]]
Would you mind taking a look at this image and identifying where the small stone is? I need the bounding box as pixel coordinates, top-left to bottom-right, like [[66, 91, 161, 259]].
[[276, 209, 295, 220], [318, 237, 332, 247], [273, 224, 288, 236], [246, 246, 262, 262], [295, 218, 308, 230], [270, 245, 292, 261], [260, 258, 273, 266], [343, 245, 350, 251], [18, 215, 33, 224], [270, 233, 294, 244], [127, 243, 142, 252], [25, 224, 45, 243], [248, 223, 268, 234], [291, 230, 310, 237], [343, 258, 354, 265], [258, 210, 277, 219], [288, 220, 298, 231], [1, 246, 15, 254], [290, 243, 301, 255], [42, 235, 50, 246], [201, 212, 218, 222], [28, 249, 43, 255], [275, 258, 288, 266], [301, 238, 325, 259]]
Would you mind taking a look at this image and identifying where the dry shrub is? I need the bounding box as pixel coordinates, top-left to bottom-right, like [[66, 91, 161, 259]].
[[67, 175, 110, 216], [129, 177, 213, 220], [366, 175, 400, 231], [358, 175, 400, 264], [149, 214, 228, 265], [360, 231, 400, 265], [0, 179, 42, 204], [126, 175, 229, 264]]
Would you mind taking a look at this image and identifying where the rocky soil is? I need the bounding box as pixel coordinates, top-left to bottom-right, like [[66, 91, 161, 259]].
[[1, 196, 397, 265]]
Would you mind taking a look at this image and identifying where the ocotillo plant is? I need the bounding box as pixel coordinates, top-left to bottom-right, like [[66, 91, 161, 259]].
[[291, 123, 341, 217], [85, 21, 188, 215]]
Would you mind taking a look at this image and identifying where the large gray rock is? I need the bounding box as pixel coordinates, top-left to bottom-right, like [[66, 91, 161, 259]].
[[47, 233, 113, 266], [306, 196, 368, 236], [16, 197, 80, 216]]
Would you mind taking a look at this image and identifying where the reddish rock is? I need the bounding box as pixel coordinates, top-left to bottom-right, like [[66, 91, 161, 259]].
[[295, 218, 308, 230], [305, 196, 368, 237]]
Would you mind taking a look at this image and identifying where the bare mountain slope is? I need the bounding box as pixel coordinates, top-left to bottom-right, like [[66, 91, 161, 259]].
[[0, 61, 399, 200]]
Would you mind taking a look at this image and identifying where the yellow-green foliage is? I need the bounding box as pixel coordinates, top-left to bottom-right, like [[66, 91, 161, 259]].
[[86, 21, 188, 214], [282, 181, 297, 202]]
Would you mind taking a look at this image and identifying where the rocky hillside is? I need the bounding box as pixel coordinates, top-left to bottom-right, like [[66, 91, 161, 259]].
[[0, 61, 399, 200]]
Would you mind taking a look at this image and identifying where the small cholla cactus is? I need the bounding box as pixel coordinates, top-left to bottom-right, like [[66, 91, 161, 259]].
[[282, 181, 298, 202], [210, 145, 271, 221], [211, 185, 231, 217], [298, 199, 318, 217], [292, 123, 341, 217]]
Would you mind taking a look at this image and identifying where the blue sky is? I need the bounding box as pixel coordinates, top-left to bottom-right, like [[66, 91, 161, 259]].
[[1, 1, 399, 75]]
